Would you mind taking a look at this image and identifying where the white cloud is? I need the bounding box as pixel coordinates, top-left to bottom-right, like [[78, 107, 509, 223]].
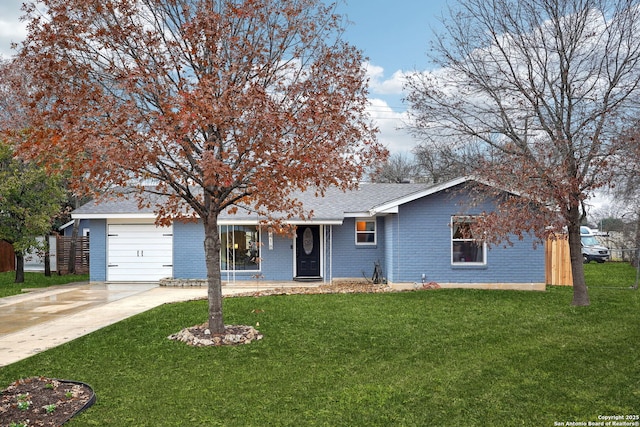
[[367, 98, 418, 155], [0, 0, 27, 59], [365, 62, 407, 95], [0, 20, 27, 57], [361, 62, 420, 155]]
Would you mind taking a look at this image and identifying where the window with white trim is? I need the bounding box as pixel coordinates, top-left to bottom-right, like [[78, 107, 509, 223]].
[[355, 219, 376, 245], [220, 225, 260, 271], [451, 216, 486, 264]]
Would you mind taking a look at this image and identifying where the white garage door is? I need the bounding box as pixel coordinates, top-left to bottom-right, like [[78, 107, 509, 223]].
[[107, 224, 173, 282]]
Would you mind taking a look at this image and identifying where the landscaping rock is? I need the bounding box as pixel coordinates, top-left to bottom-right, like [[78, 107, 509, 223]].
[[168, 324, 263, 347]]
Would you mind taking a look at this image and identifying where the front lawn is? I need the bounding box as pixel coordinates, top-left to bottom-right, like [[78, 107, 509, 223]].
[[0, 263, 638, 426], [0, 272, 89, 298]]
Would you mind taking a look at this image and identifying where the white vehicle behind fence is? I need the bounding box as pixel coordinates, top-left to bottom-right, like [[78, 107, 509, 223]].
[[581, 226, 610, 264]]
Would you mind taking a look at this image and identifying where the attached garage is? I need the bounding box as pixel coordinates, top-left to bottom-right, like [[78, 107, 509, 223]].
[[107, 224, 173, 281]]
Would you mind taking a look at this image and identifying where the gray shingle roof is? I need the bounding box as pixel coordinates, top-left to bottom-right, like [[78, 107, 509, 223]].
[[72, 180, 465, 222], [287, 183, 433, 221], [72, 191, 165, 216]]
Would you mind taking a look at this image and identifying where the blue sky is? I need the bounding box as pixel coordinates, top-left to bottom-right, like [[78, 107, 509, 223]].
[[340, 1, 449, 76], [0, 0, 455, 154], [337, 0, 453, 153]]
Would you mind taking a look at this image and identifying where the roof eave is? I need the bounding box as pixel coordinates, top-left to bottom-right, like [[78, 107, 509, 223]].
[[286, 219, 344, 225], [72, 212, 344, 226], [72, 213, 158, 220]]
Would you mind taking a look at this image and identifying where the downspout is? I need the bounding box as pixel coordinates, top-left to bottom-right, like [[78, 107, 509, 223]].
[[322, 226, 326, 283], [397, 211, 400, 283], [330, 225, 333, 284]]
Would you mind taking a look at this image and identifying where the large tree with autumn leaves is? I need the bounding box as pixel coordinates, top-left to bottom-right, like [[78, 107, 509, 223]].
[[11, 0, 385, 334]]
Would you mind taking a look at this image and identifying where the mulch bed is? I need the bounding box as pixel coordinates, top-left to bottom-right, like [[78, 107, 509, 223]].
[[225, 280, 441, 298], [0, 377, 94, 427], [227, 281, 397, 297]]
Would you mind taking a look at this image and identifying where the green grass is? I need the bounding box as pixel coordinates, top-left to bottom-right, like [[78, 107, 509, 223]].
[[0, 271, 89, 298], [0, 264, 638, 426], [584, 261, 639, 288]]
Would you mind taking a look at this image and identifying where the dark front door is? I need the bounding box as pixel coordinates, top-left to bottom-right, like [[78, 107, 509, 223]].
[[296, 225, 321, 278]]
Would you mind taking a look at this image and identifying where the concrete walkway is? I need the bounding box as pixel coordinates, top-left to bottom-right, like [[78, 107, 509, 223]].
[[0, 281, 310, 367]]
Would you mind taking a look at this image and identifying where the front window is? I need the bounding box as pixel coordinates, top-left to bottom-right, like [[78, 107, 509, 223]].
[[451, 216, 486, 265], [356, 219, 376, 245], [221, 225, 260, 271]]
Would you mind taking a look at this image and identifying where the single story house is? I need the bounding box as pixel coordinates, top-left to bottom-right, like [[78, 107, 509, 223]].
[[71, 177, 546, 290]]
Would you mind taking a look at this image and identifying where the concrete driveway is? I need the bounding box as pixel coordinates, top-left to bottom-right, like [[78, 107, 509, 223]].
[[0, 281, 309, 367]]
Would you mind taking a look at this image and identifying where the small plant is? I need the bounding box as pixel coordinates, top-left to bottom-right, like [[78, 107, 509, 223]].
[[45, 382, 54, 389], [252, 273, 265, 292], [65, 391, 73, 399], [9, 422, 28, 427], [16, 393, 31, 411], [16, 400, 31, 411], [45, 403, 57, 414]]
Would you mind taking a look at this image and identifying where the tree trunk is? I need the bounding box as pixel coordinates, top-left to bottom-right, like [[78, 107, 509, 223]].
[[567, 208, 590, 306], [67, 219, 80, 274], [203, 211, 225, 335], [15, 252, 24, 283], [44, 234, 51, 277]]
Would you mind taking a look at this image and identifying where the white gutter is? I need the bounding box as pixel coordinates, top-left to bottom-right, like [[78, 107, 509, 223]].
[[72, 212, 344, 226]]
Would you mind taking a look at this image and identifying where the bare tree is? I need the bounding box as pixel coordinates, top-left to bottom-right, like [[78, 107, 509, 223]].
[[412, 140, 483, 184], [370, 152, 420, 183], [607, 138, 640, 263], [405, 0, 640, 305]]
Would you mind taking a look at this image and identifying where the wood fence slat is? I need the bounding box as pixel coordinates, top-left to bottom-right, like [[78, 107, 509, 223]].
[[545, 237, 573, 286]]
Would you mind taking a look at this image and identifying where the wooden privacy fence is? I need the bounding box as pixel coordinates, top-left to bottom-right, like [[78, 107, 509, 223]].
[[55, 236, 89, 275], [0, 241, 15, 273], [545, 237, 573, 286], [0, 236, 89, 274]]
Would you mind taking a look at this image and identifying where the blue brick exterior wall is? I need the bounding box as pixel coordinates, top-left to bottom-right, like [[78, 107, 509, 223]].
[[89, 219, 107, 282], [172, 221, 206, 279], [384, 215, 399, 282], [384, 190, 545, 284], [172, 220, 295, 281], [259, 232, 295, 280], [329, 217, 385, 280], [172, 218, 389, 282]]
